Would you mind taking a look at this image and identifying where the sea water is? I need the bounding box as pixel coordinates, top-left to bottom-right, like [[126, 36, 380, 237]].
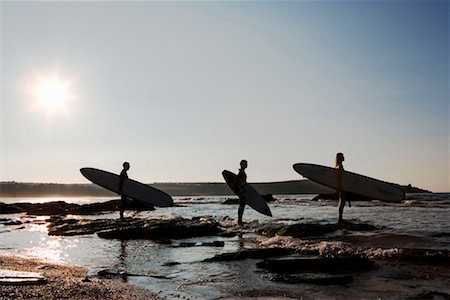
[[1, 194, 449, 299]]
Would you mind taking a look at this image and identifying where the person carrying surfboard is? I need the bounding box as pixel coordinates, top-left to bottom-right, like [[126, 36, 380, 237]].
[[237, 160, 248, 225], [119, 162, 130, 219], [335, 153, 347, 223]]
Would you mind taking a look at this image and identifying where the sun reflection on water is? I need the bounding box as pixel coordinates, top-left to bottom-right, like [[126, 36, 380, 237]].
[[25, 236, 80, 262]]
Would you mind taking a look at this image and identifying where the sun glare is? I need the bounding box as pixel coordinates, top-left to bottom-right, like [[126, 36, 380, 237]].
[[34, 77, 73, 115]]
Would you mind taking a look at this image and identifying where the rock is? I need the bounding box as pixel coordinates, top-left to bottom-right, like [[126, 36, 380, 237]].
[[97, 218, 222, 240], [312, 192, 372, 201], [258, 222, 378, 238], [406, 290, 450, 299], [203, 247, 294, 262], [223, 194, 276, 205], [201, 241, 225, 247], [262, 194, 276, 202], [397, 249, 450, 265], [223, 198, 239, 205], [276, 223, 339, 238], [2, 220, 23, 226], [257, 256, 375, 273], [98, 269, 127, 277], [0, 199, 154, 216], [269, 273, 353, 285], [0, 203, 23, 214], [171, 241, 225, 248], [48, 218, 133, 236], [48, 217, 222, 239]]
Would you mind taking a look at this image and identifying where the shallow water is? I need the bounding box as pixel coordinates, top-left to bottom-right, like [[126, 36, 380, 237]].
[[1, 193, 449, 299]]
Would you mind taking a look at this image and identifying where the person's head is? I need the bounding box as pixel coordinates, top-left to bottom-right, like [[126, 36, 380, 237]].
[[240, 159, 248, 169], [335, 153, 344, 166], [123, 162, 130, 170]]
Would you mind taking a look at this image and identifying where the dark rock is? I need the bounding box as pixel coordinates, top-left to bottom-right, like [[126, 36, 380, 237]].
[[171, 241, 225, 248], [406, 290, 450, 300], [219, 232, 238, 238], [204, 247, 294, 262], [201, 241, 225, 247], [312, 192, 373, 202], [48, 218, 134, 236], [432, 232, 450, 237], [98, 269, 127, 277], [258, 222, 378, 238], [397, 249, 450, 265], [48, 217, 222, 239], [0, 199, 154, 216], [2, 220, 23, 226], [97, 218, 221, 240], [223, 198, 239, 205], [262, 194, 276, 202], [269, 273, 353, 285], [258, 256, 375, 273], [223, 194, 276, 205], [175, 242, 196, 247], [276, 223, 339, 238], [0, 203, 23, 214]]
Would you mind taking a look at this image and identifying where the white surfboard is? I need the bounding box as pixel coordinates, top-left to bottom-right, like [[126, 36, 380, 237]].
[[222, 170, 272, 217], [293, 163, 405, 202], [80, 168, 173, 207]]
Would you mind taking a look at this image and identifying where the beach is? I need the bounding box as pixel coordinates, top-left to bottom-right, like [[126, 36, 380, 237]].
[[1, 194, 449, 299]]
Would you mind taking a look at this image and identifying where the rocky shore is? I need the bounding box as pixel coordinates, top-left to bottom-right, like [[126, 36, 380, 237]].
[[0, 199, 154, 215], [0, 256, 159, 300], [1, 199, 449, 299]]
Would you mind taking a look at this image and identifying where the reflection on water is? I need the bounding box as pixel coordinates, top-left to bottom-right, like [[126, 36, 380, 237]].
[[0, 196, 115, 205], [24, 236, 79, 262], [0, 194, 449, 299]]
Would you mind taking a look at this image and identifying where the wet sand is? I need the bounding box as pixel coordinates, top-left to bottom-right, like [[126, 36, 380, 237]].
[[0, 255, 160, 300]]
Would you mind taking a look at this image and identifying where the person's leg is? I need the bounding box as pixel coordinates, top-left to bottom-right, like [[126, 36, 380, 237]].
[[120, 196, 126, 219], [238, 200, 245, 225], [338, 192, 345, 223]]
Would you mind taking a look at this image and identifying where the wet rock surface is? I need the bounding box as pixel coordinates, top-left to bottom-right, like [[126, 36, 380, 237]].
[[312, 192, 373, 202], [257, 221, 379, 238], [223, 194, 276, 205], [47, 216, 222, 240], [257, 256, 375, 273], [203, 247, 294, 262], [0, 199, 154, 216], [269, 273, 354, 285], [405, 290, 450, 299]]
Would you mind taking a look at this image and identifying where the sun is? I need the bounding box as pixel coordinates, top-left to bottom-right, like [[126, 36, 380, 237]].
[[34, 77, 73, 114]]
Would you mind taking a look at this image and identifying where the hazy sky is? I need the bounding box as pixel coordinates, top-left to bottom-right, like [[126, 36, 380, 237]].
[[1, 1, 448, 192]]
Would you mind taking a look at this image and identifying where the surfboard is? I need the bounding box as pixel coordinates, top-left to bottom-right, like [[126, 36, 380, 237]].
[[222, 170, 272, 217], [80, 168, 173, 207], [293, 163, 405, 202]]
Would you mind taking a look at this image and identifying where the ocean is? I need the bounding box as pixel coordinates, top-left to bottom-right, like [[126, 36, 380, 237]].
[[1, 193, 449, 299]]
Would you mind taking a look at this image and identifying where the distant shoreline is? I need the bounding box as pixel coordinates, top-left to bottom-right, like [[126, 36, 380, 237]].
[[0, 181, 431, 197]]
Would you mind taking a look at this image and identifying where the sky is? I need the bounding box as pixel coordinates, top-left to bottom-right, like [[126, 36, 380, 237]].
[[1, 1, 448, 192]]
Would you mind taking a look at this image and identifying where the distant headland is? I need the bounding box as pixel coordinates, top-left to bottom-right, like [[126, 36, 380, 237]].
[[0, 181, 431, 197]]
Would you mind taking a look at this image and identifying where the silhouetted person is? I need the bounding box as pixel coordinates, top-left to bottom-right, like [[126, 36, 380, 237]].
[[335, 153, 347, 223], [119, 162, 130, 219], [237, 159, 248, 225]]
